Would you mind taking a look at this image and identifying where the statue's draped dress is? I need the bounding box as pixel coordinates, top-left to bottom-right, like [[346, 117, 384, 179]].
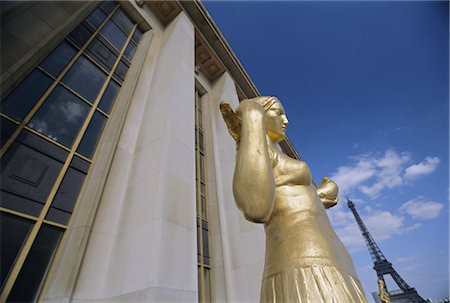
[[260, 151, 367, 303]]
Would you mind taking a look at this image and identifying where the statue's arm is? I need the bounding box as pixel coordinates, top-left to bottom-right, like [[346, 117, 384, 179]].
[[232, 100, 275, 223]]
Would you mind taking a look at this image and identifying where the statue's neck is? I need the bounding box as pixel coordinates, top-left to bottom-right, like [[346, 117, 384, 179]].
[[266, 136, 283, 154]]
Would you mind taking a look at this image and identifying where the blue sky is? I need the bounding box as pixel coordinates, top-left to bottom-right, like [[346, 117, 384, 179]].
[[204, 1, 449, 301]]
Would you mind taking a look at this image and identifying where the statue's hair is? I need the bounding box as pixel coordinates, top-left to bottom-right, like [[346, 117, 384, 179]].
[[251, 96, 279, 112]]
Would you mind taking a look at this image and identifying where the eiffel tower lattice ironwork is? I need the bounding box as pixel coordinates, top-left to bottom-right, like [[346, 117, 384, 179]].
[[347, 198, 426, 303]]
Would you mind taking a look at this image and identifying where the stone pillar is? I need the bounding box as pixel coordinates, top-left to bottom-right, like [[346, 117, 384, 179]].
[[71, 11, 197, 302], [207, 72, 266, 302]]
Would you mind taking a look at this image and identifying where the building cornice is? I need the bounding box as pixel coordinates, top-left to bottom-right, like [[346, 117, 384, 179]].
[[144, 0, 301, 160]]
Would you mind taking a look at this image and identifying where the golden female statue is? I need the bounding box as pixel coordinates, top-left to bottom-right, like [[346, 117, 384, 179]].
[[220, 96, 367, 302]]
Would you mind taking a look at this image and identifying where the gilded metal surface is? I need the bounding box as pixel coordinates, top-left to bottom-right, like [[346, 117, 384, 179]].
[[221, 96, 367, 302], [378, 279, 391, 303]]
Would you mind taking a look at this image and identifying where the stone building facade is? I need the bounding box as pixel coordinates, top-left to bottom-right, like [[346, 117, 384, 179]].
[[0, 1, 300, 302]]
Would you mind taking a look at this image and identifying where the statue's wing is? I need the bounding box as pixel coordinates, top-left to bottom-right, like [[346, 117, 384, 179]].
[[219, 101, 241, 146]]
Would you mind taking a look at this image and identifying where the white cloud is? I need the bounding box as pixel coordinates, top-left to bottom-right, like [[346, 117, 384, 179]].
[[399, 197, 444, 220], [331, 208, 421, 253], [357, 150, 409, 199], [330, 150, 440, 199], [331, 157, 376, 195], [404, 157, 440, 180], [59, 100, 86, 123], [395, 256, 415, 263]]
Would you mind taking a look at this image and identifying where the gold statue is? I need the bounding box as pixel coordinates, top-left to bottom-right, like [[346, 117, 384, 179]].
[[220, 96, 367, 302], [378, 279, 391, 303]]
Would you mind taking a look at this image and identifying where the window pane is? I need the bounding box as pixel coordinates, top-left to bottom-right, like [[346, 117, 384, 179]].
[[197, 223, 201, 256], [0, 212, 34, 289], [124, 42, 136, 62], [114, 60, 129, 81], [98, 80, 120, 114], [112, 9, 134, 35], [28, 85, 90, 147], [204, 268, 211, 302], [199, 156, 205, 181], [1, 138, 66, 216], [132, 28, 143, 43], [86, 8, 106, 30], [86, 37, 118, 72], [100, 20, 127, 51], [202, 227, 209, 259], [76, 111, 107, 158], [1, 116, 17, 148], [201, 195, 206, 219], [46, 164, 87, 225], [68, 22, 93, 48], [71, 155, 90, 174], [40, 41, 77, 77], [7, 224, 63, 303], [1, 70, 53, 121], [99, 1, 117, 15], [62, 55, 107, 102]]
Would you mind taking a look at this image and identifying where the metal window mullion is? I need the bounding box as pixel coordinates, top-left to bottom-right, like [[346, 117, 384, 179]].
[[41, 220, 68, 230], [0, 21, 135, 303], [0, 112, 20, 125], [195, 91, 206, 303], [22, 126, 72, 153], [0, 208, 39, 223], [80, 50, 114, 78], [0, 5, 120, 159]]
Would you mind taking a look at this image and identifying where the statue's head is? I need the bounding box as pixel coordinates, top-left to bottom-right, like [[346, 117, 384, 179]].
[[253, 96, 289, 142]]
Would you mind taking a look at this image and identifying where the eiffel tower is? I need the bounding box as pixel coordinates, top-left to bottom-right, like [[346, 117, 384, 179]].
[[347, 198, 426, 303]]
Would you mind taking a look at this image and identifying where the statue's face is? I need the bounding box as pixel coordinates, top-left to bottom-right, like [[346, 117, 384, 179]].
[[265, 100, 289, 142]]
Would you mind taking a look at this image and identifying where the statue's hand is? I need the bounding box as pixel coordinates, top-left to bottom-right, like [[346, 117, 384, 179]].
[[317, 176, 339, 209], [219, 100, 265, 148], [220, 101, 241, 146]]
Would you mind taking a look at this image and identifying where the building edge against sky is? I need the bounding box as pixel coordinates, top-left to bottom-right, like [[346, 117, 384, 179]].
[[0, 1, 305, 302]]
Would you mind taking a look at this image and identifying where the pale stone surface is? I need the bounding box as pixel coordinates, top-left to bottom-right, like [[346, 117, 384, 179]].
[[72, 11, 197, 302]]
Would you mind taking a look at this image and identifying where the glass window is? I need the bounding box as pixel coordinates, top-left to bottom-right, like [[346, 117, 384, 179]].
[[1, 138, 66, 216], [199, 131, 204, 151], [98, 80, 120, 114], [62, 55, 107, 102], [1, 117, 18, 148], [112, 9, 133, 35], [132, 28, 143, 43], [112, 9, 134, 34], [124, 42, 136, 62], [76, 111, 107, 158], [99, 1, 116, 15], [1, 70, 53, 122], [100, 20, 127, 51], [70, 155, 90, 174], [40, 41, 77, 77], [28, 85, 90, 147], [199, 156, 205, 181], [202, 227, 210, 264], [46, 164, 87, 225], [86, 8, 107, 30], [114, 59, 129, 81], [68, 22, 93, 48], [86, 36, 118, 72], [7, 224, 63, 303], [0, 213, 34, 289], [204, 268, 211, 301], [201, 195, 206, 219]]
